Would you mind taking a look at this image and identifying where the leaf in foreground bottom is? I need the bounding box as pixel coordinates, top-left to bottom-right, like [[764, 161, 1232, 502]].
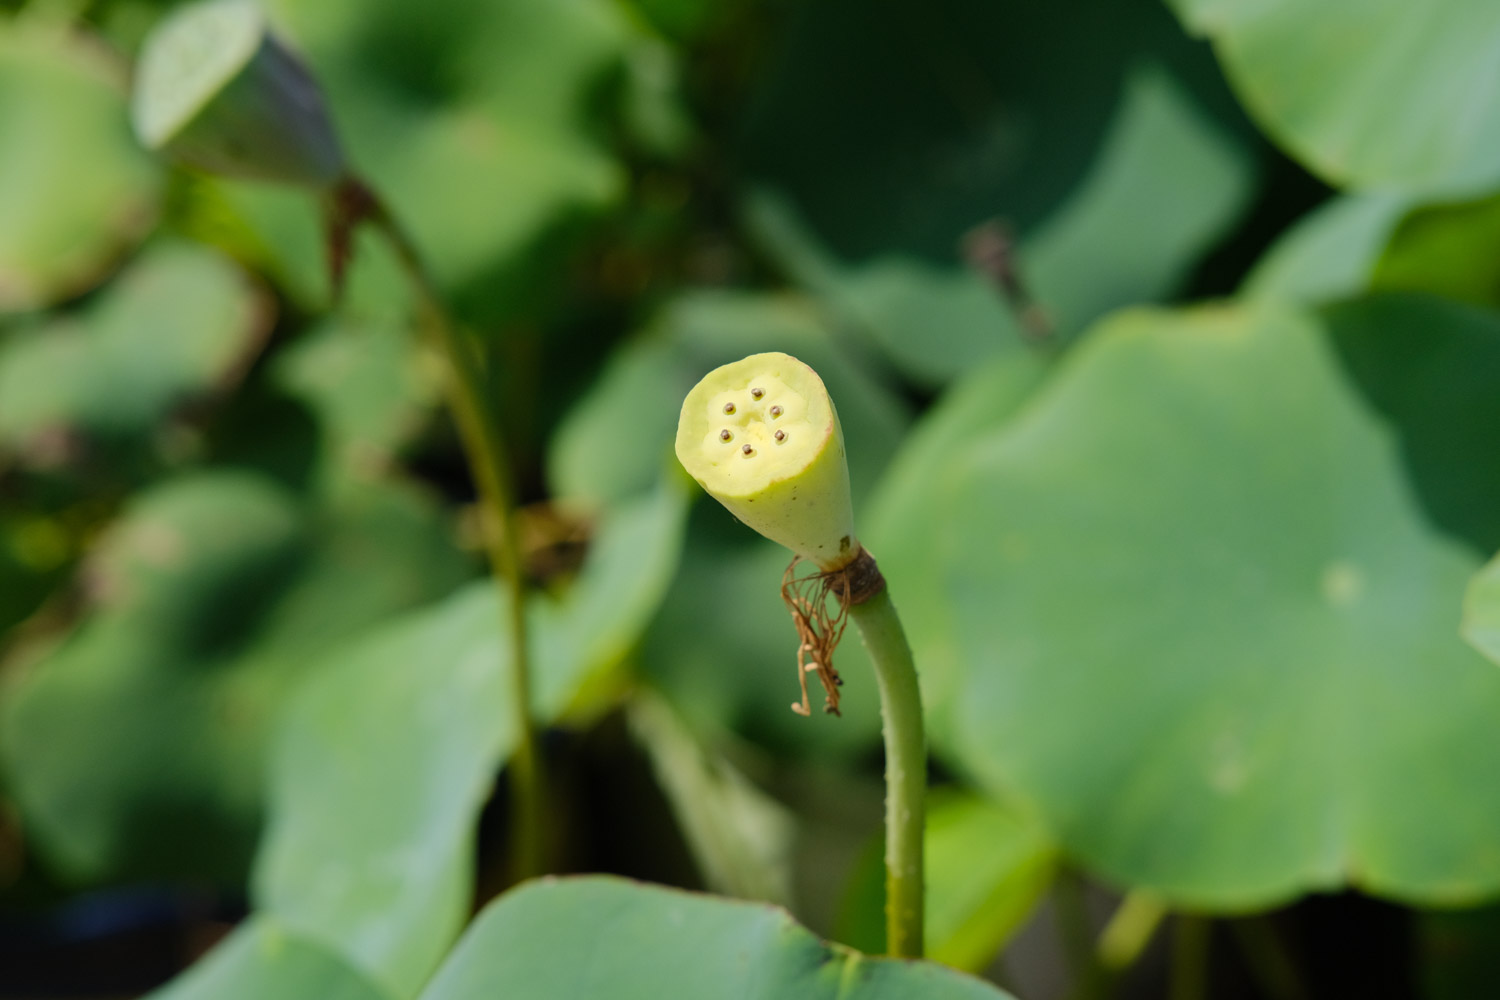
[[418, 876, 1012, 1000]]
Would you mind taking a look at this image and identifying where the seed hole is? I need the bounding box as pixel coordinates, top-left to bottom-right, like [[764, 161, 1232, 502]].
[[723, 402, 736, 414], [719, 429, 732, 442]]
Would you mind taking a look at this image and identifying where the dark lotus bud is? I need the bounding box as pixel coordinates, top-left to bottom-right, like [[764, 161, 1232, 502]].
[[131, 0, 344, 187]]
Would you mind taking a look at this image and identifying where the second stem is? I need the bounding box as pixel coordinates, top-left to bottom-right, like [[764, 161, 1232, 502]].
[[359, 182, 545, 878]]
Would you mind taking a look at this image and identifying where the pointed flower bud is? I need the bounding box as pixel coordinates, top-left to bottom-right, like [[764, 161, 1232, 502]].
[[132, 0, 344, 187], [676, 352, 859, 571]]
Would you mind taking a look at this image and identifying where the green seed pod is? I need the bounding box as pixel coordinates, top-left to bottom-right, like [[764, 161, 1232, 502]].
[[676, 352, 858, 571], [131, 0, 344, 187]]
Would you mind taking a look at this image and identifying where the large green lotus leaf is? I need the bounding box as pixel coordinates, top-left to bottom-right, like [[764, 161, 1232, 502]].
[[746, 68, 1249, 388], [0, 471, 470, 883], [1168, 0, 1500, 195], [417, 877, 1014, 1000], [1243, 193, 1414, 304], [0, 241, 268, 459], [924, 303, 1500, 907], [1463, 555, 1500, 666], [837, 791, 1057, 973], [739, 0, 1243, 262], [865, 353, 1050, 756], [253, 484, 688, 996], [150, 916, 392, 1000], [0, 19, 160, 312], [548, 290, 910, 509]]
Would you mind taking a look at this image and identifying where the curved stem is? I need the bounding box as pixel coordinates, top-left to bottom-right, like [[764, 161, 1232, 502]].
[[351, 178, 545, 878], [1098, 889, 1168, 975], [847, 583, 926, 957], [1064, 887, 1167, 1000]]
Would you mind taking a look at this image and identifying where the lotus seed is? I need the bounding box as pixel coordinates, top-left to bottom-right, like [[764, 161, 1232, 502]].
[[674, 350, 858, 572], [751, 387, 764, 398]]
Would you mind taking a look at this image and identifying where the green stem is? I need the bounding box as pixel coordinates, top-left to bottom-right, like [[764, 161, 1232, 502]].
[[1064, 888, 1167, 1000], [1169, 916, 1212, 1000], [356, 179, 545, 878], [1098, 890, 1168, 974], [847, 584, 926, 958]]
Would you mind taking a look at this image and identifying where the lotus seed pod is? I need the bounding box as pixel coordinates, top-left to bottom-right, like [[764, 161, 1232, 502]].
[[676, 352, 859, 571], [132, 0, 344, 187]]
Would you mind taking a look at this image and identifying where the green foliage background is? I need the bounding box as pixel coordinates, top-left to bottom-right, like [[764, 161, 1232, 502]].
[[4, 0, 1500, 997]]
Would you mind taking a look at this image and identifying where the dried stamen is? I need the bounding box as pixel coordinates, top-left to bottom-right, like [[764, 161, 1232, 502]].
[[781, 555, 850, 717]]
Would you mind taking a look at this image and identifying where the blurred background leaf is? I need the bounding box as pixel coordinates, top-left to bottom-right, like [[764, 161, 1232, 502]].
[[738, 0, 1246, 262], [0, 15, 161, 313], [258, 0, 681, 318], [0, 241, 269, 465], [1167, 0, 1500, 196], [0, 470, 471, 884], [747, 63, 1254, 387], [1243, 193, 1415, 305]]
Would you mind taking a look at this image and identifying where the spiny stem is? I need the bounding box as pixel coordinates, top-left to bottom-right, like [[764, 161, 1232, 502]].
[[846, 583, 925, 957], [352, 178, 545, 878]]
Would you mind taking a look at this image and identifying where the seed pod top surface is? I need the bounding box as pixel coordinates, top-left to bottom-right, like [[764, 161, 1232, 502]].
[[132, 0, 344, 186], [676, 352, 858, 570]]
